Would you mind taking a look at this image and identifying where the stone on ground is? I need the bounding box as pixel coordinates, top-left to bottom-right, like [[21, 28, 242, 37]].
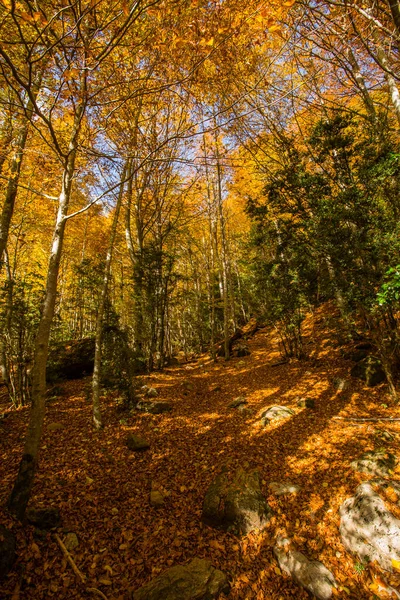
[[274, 538, 336, 600], [0, 525, 16, 580], [127, 433, 150, 451], [350, 356, 386, 386], [145, 387, 158, 398], [297, 398, 315, 409], [202, 466, 271, 536], [268, 482, 301, 496], [261, 405, 294, 426], [351, 449, 396, 477], [136, 400, 172, 414], [228, 396, 247, 409], [26, 507, 61, 529], [64, 532, 79, 551], [339, 482, 400, 571], [150, 490, 165, 507], [132, 557, 230, 600], [47, 422, 65, 431]]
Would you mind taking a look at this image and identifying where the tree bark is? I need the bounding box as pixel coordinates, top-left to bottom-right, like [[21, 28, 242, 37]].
[[8, 101, 84, 520], [92, 163, 127, 429]]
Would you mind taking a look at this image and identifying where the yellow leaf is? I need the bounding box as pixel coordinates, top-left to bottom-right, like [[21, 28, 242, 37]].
[[98, 578, 112, 586], [205, 38, 214, 46], [274, 567, 281, 575], [268, 24, 282, 33], [392, 558, 400, 571]]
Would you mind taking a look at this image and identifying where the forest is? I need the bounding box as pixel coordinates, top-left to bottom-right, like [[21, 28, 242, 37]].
[[1, 0, 400, 598]]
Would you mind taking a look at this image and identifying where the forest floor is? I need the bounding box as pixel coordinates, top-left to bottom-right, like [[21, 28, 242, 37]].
[[1, 303, 400, 600]]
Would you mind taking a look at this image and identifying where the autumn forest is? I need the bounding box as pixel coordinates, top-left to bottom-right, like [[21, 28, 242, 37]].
[[1, 0, 400, 599]]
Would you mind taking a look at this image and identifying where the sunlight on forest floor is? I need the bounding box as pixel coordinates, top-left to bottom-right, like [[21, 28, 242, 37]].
[[1, 304, 400, 599]]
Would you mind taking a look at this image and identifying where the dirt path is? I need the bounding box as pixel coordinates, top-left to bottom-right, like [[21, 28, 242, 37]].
[[1, 305, 400, 599]]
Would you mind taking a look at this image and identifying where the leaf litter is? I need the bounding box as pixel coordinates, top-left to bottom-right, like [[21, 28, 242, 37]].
[[1, 304, 400, 599]]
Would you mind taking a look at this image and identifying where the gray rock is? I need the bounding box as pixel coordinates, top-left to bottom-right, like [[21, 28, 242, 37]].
[[228, 396, 247, 409], [269, 482, 301, 496], [127, 433, 150, 451], [261, 405, 294, 426], [274, 539, 336, 599], [136, 401, 172, 414], [64, 532, 79, 551], [26, 507, 61, 529], [233, 344, 251, 357], [339, 482, 400, 571], [350, 356, 386, 386], [202, 467, 272, 536], [0, 525, 16, 580], [132, 557, 230, 600], [351, 449, 396, 477]]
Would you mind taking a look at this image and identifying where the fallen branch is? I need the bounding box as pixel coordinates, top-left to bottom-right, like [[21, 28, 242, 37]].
[[54, 534, 108, 600], [332, 416, 400, 422]]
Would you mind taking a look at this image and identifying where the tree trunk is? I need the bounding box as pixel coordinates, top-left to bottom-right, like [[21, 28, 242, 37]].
[[7, 101, 83, 520], [0, 76, 42, 270], [92, 163, 127, 429]]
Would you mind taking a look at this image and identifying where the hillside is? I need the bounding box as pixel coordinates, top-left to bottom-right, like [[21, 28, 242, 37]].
[[1, 304, 400, 600]]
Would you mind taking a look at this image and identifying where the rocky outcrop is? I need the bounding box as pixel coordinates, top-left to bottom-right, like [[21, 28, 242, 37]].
[[202, 467, 271, 536], [350, 356, 386, 386], [274, 538, 336, 600], [339, 482, 400, 571], [132, 558, 230, 600]]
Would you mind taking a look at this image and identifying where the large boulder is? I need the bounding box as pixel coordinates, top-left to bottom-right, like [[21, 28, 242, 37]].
[[0, 525, 16, 580], [136, 401, 172, 414], [47, 338, 95, 382], [132, 558, 230, 600], [274, 539, 336, 600], [339, 482, 400, 571], [350, 356, 386, 386], [260, 406, 294, 426], [202, 467, 272, 536], [351, 449, 396, 478]]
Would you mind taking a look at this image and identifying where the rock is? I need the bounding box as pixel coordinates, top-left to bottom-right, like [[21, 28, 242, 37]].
[[350, 356, 386, 386], [269, 482, 300, 496], [0, 525, 16, 580], [260, 405, 294, 426], [375, 429, 396, 443], [145, 387, 158, 398], [297, 398, 315, 409], [228, 396, 247, 409], [150, 490, 165, 507], [202, 466, 272, 536], [343, 349, 370, 362], [127, 433, 150, 451], [274, 539, 336, 600], [351, 449, 396, 477], [333, 378, 348, 392], [26, 507, 61, 529], [339, 482, 400, 571], [210, 385, 222, 392], [182, 380, 194, 391], [233, 344, 251, 358], [47, 338, 95, 382], [132, 558, 230, 600], [136, 401, 172, 414], [47, 422, 64, 431], [64, 532, 79, 551]]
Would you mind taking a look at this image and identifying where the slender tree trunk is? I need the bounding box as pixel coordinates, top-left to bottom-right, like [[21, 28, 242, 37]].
[[92, 163, 127, 429], [8, 101, 83, 520], [0, 76, 42, 270], [215, 141, 230, 360]]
